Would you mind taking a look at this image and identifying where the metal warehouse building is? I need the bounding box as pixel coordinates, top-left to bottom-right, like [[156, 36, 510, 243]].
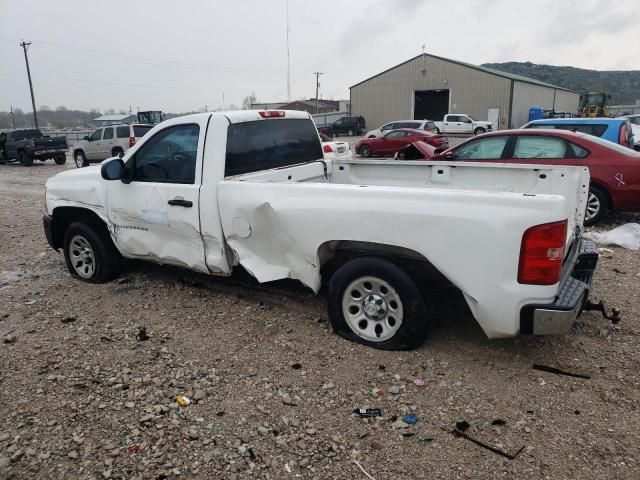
[[350, 53, 579, 131]]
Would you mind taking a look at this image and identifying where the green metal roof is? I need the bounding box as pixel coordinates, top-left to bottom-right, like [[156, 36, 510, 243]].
[[350, 53, 577, 93]]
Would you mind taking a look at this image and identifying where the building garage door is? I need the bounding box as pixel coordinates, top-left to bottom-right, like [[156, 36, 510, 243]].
[[414, 90, 449, 121]]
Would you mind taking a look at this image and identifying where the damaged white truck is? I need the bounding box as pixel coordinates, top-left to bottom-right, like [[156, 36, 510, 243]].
[[44, 110, 606, 350]]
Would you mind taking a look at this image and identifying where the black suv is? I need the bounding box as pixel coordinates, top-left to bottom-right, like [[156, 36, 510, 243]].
[[319, 116, 366, 137]]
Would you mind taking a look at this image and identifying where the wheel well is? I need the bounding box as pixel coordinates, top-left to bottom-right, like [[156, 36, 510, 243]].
[[50, 207, 108, 250], [73, 149, 84, 157], [318, 240, 448, 289], [111, 147, 123, 155]]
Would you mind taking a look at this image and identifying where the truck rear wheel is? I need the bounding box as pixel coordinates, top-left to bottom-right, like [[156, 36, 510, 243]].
[[63, 222, 121, 283], [19, 151, 33, 166], [328, 257, 429, 350], [54, 154, 67, 165]]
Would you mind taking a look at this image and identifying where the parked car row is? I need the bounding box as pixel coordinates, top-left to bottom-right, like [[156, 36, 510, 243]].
[[392, 128, 640, 225]]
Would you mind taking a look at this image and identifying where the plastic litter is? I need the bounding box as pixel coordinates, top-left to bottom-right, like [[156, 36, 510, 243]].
[[291, 363, 302, 370], [61, 316, 76, 324], [402, 414, 418, 425], [136, 326, 150, 341], [417, 434, 433, 442], [176, 395, 191, 407], [491, 419, 507, 426], [354, 408, 382, 418], [585, 223, 640, 250], [413, 378, 425, 386]]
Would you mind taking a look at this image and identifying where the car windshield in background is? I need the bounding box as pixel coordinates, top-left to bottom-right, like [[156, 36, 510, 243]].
[[527, 123, 608, 137], [586, 134, 640, 155], [133, 125, 153, 137], [225, 119, 323, 177]]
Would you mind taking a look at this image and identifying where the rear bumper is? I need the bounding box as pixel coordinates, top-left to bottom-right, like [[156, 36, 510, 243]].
[[520, 237, 598, 335]]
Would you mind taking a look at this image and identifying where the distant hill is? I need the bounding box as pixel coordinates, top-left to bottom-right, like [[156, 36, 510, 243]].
[[482, 62, 640, 105]]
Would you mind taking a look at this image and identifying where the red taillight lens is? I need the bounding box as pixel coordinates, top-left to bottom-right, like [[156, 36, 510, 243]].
[[620, 124, 629, 147], [259, 110, 285, 118], [323, 144, 333, 153], [518, 220, 567, 285], [129, 136, 136, 148]]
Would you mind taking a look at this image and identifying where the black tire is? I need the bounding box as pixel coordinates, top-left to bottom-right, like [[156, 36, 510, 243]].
[[328, 256, 429, 350], [74, 151, 88, 168], [474, 127, 486, 135], [584, 185, 609, 226], [63, 221, 121, 283], [54, 154, 67, 165], [347, 129, 354, 136], [19, 151, 33, 166], [359, 145, 372, 158], [111, 147, 123, 158]]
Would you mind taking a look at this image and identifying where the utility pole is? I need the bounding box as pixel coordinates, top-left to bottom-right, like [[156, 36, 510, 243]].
[[20, 40, 38, 129], [314, 72, 323, 113], [10, 106, 16, 129], [286, 0, 291, 101]]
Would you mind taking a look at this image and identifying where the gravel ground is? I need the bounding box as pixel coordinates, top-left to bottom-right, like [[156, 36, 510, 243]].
[[1, 158, 639, 480]]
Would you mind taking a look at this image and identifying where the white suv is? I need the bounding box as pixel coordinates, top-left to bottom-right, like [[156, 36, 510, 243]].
[[365, 119, 438, 138], [73, 124, 154, 167]]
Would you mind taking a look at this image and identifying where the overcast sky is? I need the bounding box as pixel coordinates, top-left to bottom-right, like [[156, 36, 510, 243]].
[[0, 0, 638, 113]]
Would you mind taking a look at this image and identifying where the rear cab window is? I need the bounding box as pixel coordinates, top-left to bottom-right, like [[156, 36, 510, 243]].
[[225, 119, 323, 177], [133, 125, 153, 138]]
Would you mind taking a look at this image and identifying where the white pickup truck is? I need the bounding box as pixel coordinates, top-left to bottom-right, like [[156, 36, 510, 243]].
[[43, 110, 601, 350], [435, 114, 493, 135]]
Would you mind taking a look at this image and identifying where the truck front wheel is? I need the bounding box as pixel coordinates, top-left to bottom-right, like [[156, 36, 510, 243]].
[[474, 127, 486, 135], [63, 222, 121, 283], [19, 151, 33, 166], [328, 257, 429, 350]]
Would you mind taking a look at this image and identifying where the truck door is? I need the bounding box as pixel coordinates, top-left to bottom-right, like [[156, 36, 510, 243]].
[[460, 116, 473, 133], [104, 121, 209, 273]]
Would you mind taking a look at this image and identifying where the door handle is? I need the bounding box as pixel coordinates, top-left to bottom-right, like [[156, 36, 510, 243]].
[[168, 199, 193, 207]]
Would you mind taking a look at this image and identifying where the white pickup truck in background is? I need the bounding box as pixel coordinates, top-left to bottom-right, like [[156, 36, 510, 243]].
[[435, 114, 493, 135], [43, 110, 599, 350]]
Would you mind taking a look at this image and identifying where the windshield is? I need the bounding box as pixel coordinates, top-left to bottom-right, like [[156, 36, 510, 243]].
[[585, 94, 605, 105], [466, 115, 477, 121]]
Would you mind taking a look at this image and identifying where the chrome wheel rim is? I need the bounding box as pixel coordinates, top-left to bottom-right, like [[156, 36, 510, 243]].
[[342, 276, 403, 342], [75, 154, 84, 168], [586, 192, 600, 221], [69, 235, 95, 278]]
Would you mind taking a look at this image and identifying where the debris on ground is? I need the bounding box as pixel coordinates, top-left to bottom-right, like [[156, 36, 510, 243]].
[[61, 316, 76, 323], [402, 414, 418, 425], [492, 419, 507, 426], [136, 326, 150, 341], [533, 364, 591, 379], [354, 408, 382, 418], [586, 223, 640, 250], [176, 395, 191, 407], [451, 423, 525, 460]]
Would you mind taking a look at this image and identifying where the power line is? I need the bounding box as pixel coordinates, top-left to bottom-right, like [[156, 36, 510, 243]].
[[19, 40, 39, 129], [32, 39, 308, 76]]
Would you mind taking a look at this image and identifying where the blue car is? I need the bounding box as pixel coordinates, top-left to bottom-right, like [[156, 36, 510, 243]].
[[523, 117, 635, 150]]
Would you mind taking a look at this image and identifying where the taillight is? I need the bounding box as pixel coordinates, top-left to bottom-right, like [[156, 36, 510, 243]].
[[129, 136, 136, 148], [259, 110, 285, 118], [323, 144, 333, 153], [518, 220, 567, 285], [620, 124, 630, 147]]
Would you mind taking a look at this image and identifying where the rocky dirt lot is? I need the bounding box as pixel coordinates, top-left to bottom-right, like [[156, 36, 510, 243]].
[[1, 159, 639, 480]]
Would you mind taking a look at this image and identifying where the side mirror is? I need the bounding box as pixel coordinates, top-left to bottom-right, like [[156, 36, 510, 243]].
[[84, 136, 90, 141], [101, 158, 125, 181], [443, 151, 454, 160]]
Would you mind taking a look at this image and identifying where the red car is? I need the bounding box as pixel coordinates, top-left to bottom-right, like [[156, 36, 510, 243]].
[[355, 129, 448, 158], [396, 129, 640, 225]]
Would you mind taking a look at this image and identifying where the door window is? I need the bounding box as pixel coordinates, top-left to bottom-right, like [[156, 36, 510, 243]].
[[381, 123, 394, 131], [103, 128, 114, 140], [460, 116, 472, 123], [131, 124, 199, 184], [89, 129, 102, 141], [384, 131, 408, 138], [453, 136, 508, 160], [447, 116, 459, 122], [513, 136, 568, 159], [116, 126, 130, 138]]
